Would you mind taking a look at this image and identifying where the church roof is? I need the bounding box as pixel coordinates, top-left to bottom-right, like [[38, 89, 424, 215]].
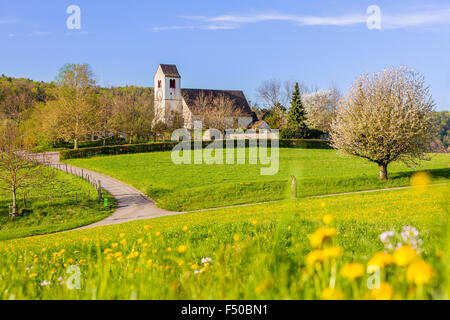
[[181, 88, 255, 118], [159, 64, 181, 78]]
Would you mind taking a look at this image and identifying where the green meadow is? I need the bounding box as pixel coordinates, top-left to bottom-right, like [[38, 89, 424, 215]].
[[0, 168, 116, 241], [65, 148, 449, 211], [0, 184, 447, 299]]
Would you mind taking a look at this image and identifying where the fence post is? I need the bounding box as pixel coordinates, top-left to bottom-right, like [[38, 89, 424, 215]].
[[98, 180, 102, 202], [81, 169, 84, 180], [291, 175, 297, 199]]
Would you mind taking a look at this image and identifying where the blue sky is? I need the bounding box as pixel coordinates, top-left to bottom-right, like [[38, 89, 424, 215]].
[[1, 0, 449, 110]]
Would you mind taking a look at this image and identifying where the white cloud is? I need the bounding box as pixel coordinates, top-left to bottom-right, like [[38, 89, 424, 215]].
[[153, 6, 450, 32]]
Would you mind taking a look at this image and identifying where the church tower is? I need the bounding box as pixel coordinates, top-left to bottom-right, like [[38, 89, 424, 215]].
[[154, 64, 182, 126]]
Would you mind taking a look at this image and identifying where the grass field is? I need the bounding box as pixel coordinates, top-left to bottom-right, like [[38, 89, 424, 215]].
[[0, 168, 116, 241], [0, 184, 447, 300], [65, 148, 450, 211]]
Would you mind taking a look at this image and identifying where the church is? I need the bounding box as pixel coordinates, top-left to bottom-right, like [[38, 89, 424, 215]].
[[153, 64, 259, 130]]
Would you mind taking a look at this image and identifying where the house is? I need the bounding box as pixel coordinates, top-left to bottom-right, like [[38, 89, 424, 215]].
[[153, 64, 258, 130]]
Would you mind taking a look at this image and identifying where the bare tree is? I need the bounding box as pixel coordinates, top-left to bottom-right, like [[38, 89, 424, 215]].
[[191, 92, 244, 132], [330, 67, 437, 180], [0, 125, 52, 217], [257, 79, 283, 109]]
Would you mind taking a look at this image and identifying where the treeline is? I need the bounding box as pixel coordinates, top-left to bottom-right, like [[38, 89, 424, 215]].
[[1, 64, 164, 151]]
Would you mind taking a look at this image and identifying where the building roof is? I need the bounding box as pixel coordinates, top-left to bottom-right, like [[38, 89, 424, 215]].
[[181, 88, 255, 118], [159, 64, 181, 78]]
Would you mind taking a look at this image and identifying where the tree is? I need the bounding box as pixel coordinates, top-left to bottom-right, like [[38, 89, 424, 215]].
[[303, 86, 341, 134], [287, 83, 306, 128], [330, 67, 437, 180], [0, 125, 53, 217], [42, 64, 99, 150]]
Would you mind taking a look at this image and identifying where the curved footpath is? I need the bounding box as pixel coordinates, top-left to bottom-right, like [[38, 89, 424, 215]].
[[39, 152, 181, 230]]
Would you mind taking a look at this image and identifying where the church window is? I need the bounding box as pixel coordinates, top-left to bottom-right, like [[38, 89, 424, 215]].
[[158, 80, 161, 88], [170, 79, 176, 89]]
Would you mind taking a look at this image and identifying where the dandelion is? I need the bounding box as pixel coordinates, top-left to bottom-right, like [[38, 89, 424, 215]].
[[182, 226, 188, 232], [233, 234, 240, 242], [410, 171, 431, 188], [320, 287, 345, 300], [73, 250, 80, 254], [341, 263, 365, 280], [367, 252, 394, 272], [370, 282, 393, 300], [120, 233, 126, 238], [155, 232, 161, 237], [406, 261, 433, 285], [29, 273, 38, 279], [104, 248, 112, 254], [323, 215, 334, 225], [177, 245, 187, 253], [120, 239, 127, 246], [136, 238, 144, 244], [393, 245, 418, 267], [308, 227, 336, 248], [288, 226, 292, 231], [144, 225, 151, 230], [111, 243, 119, 248], [323, 246, 343, 260], [167, 247, 172, 252], [306, 250, 324, 266]]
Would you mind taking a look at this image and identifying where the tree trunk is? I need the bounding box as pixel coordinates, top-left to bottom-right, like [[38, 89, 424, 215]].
[[74, 138, 79, 150], [379, 164, 388, 180], [11, 189, 17, 217]]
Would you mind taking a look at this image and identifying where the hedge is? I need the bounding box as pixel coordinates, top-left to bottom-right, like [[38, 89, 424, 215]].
[[59, 139, 331, 160]]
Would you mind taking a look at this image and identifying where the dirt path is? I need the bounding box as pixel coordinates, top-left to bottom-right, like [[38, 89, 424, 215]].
[[40, 152, 181, 230]]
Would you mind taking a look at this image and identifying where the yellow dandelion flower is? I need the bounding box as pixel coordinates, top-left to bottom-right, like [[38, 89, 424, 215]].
[[120, 239, 127, 245], [370, 282, 393, 300], [393, 246, 418, 267], [233, 234, 240, 242], [166, 247, 172, 252], [177, 245, 187, 253], [323, 215, 334, 225], [182, 226, 188, 232], [136, 238, 144, 244], [367, 252, 394, 272], [323, 246, 343, 260], [406, 260, 433, 285], [144, 225, 151, 230], [410, 171, 431, 188], [104, 248, 112, 254], [119, 233, 126, 238], [306, 250, 324, 266], [29, 273, 38, 279], [341, 263, 365, 280], [73, 250, 80, 254], [320, 287, 345, 300], [111, 243, 118, 248], [155, 232, 161, 237], [308, 227, 336, 248], [288, 226, 292, 231], [79, 259, 86, 263]]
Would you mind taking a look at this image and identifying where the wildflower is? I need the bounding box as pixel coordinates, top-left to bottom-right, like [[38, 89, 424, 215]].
[[370, 282, 393, 300], [410, 171, 431, 188], [29, 273, 38, 279], [406, 261, 433, 285], [41, 248, 46, 252], [201, 257, 213, 265], [155, 232, 161, 237], [111, 243, 118, 248], [40, 280, 51, 287], [288, 226, 292, 231], [144, 225, 151, 230], [167, 247, 172, 252], [127, 252, 139, 260], [367, 252, 394, 272], [323, 246, 343, 260], [323, 215, 334, 225], [321, 202, 326, 208], [393, 245, 418, 267], [379, 231, 395, 251], [177, 245, 187, 253], [136, 238, 144, 244], [255, 278, 272, 295], [120, 233, 126, 238], [79, 259, 86, 263], [73, 250, 80, 254], [104, 248, 112, 254], [308, 227, 336, 248], [120, 239, 127, 245], [182, 226, 188, 232], [320, 287, 345, 300], [233, 234, 240, 242], [306, 250, 324, 266], [341, 263, 365, 280]]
